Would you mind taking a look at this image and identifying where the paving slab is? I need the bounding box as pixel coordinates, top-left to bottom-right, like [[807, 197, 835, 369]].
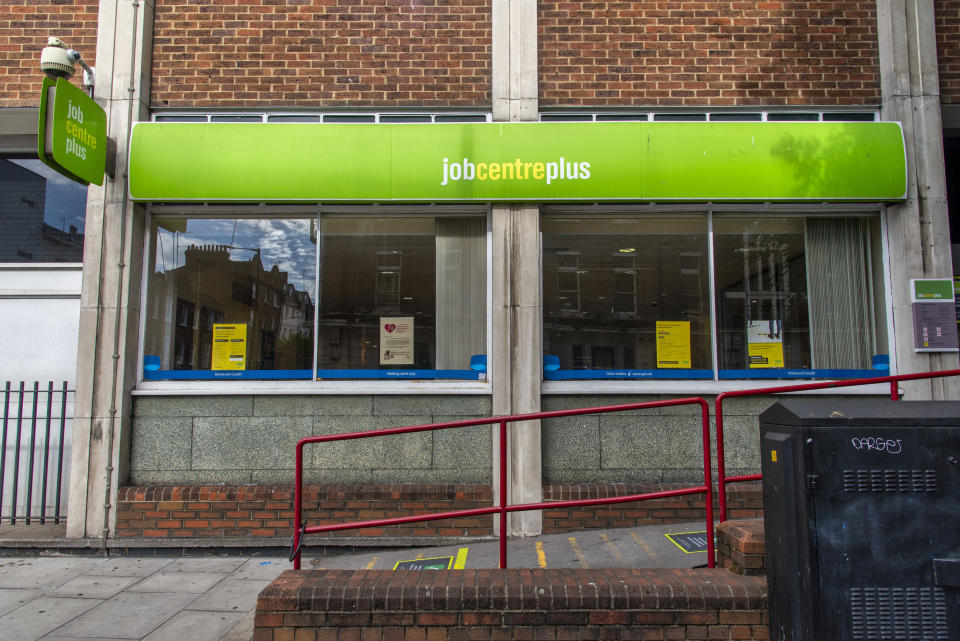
[[85, 558, 174, 577], [0, 587, 41, 616], [0, 596, 104, 640], [142, 609, 246, 641], [50, 591, 198, 640], [126, 571, 227, 594], [161, 558, 247, 574], [186, 577, 272, 612], [0, 558, 106, 589], [230, 557, 287, 580], [48, 575, 143, 599]]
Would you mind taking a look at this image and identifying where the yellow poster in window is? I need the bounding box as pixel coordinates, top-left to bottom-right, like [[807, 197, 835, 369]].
[[747, 320, 784, 368], [211, 324, 247, 370], [656, 321, 691, 368]]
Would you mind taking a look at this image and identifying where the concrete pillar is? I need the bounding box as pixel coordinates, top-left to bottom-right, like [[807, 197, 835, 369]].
[[67, 0, 153, 539], [491, 0, 542, 536], [876, 0, 960, 399]]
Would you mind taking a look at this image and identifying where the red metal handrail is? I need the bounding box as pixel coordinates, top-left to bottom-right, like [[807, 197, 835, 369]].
[[292, 397, 715, 569], [715, 368, 960, 522]]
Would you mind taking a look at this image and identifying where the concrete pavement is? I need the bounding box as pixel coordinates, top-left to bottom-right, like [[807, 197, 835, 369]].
[[0, 555, 286, 641]]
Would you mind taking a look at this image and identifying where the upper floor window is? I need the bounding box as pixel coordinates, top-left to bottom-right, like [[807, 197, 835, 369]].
[[0, 159, 86, 263]]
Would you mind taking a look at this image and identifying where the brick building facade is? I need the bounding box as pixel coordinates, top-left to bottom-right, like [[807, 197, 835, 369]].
[[0, 1, 957, 548]]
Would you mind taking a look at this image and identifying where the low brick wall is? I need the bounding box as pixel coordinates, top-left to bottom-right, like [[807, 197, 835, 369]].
[[715, 520, 766, 577], [255, 568, 769, 641], [542, 482, 762, 533], [116, 485, 493, 539], [116, 482, 764, 539]]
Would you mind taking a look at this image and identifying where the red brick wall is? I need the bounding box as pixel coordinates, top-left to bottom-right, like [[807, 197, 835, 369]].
[[542, 482, 762, 534], [937, 0, 960, 103], [116, 485, 493, 539], [256, 568, 769, 641], [116, 483, 763, 539], [539, 1, 881, 107], [0, 0, 99, 107], [151, 0, 491, 109]]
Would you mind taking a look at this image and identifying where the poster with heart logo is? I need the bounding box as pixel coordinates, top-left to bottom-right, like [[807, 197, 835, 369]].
[[380, 317, 414, 365]]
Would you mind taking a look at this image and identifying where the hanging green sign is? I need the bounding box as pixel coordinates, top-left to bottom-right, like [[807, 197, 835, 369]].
[[38, 76, 107, 186], [128, 121, 907, 203]]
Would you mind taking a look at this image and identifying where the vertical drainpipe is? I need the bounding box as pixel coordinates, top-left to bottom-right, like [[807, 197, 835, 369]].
[[99, 0, 142, 550]]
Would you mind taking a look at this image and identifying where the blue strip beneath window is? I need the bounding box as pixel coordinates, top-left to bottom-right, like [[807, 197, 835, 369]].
[[544, 370, 715, 380], [543, 369, 888, 381], [143, 369, 484, 381], [717, 369, 885, 380]]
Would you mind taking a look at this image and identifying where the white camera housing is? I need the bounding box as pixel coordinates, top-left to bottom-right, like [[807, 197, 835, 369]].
[[40, 37, 80, 80]]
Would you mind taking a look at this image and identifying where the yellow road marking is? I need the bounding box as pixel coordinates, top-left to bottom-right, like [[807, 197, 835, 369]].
[[567, 536, 589, 568], [629, 531, 661, 563], [600, 533, 625, 564], [453, 547, 469, 569], [364, 557, 379, 570], [414, 553, 424, 560], [535, 541, 547, 568]]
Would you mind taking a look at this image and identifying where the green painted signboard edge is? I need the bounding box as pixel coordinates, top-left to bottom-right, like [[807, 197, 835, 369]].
[[38, 76, 107, 186], [37, 76, 86, 185], [128, 121, 908, 203]]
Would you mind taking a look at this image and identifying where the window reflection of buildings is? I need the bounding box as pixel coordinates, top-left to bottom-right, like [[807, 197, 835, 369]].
[[0, 160, 84, 263], [150, 244, 314, 370]]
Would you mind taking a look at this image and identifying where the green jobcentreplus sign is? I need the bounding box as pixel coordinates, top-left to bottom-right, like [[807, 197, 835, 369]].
[[38, 76, 107, 186]]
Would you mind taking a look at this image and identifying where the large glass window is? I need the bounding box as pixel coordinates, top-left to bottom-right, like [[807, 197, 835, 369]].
[[144, 218, 317, 379], [0, 159, 86, 262], [543, 216, 712, 379], [142, 213, 487, 381], [316, 215, 487, 378], [543, 213, 888, 381]]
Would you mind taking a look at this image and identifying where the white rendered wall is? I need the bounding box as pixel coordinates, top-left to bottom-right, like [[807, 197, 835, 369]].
[[0, 265, 81, 384], [0, 264, 79, 520]]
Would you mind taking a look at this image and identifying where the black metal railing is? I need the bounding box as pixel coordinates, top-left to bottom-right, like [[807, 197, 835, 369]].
[[1, 381, 73, 524]]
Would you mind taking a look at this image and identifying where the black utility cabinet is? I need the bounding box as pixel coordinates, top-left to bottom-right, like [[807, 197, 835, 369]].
[[759, 399, 960, 641]]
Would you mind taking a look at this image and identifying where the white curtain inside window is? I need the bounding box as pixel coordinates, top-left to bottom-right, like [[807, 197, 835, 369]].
[[806, 218, 874, 369], [435, 217, 486, 369]]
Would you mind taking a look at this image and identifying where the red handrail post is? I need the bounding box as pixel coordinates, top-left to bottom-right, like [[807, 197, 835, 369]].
[[890, 380, 899, 400], [714, 396, 728, 525], [698, 399, 716, 568], [293, 441, 304, 570], [499, 419, 508, 569]]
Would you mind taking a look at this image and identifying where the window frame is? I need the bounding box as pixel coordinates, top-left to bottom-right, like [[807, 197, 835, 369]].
[[136, 204, 493, 395], [540, 203, 897, 395]]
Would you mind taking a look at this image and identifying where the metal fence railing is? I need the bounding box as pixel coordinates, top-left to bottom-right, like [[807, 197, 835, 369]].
[[1, 381, 73, 525], [714, 368, 960, 522], [291, 397, 715, 569]]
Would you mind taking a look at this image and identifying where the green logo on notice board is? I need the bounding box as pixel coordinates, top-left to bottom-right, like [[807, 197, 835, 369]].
[[912, 279, 954, 301], [38, 76, 107, 185]]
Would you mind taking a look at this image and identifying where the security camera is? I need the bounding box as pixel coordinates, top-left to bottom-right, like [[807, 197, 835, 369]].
[[40, 37, 80, 80]]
